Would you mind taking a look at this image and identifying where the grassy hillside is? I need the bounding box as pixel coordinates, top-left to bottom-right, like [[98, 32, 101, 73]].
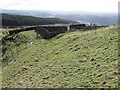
[[1, 13, 77, 27], [2, 26, 119, 88]]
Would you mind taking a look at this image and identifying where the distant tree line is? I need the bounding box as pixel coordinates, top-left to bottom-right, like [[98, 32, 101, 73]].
[[2, 13, 76, 27]]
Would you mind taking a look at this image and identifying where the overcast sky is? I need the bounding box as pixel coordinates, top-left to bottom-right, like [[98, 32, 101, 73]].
[[0, 0, 119, 12]]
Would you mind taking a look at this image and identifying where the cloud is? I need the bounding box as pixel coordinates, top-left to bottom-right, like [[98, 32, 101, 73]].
[[0, 0, 119, 12]]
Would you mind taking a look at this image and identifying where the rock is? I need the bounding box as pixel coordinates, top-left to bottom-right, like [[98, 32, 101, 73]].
[[55, 51, 59, 54], [97, 74, 102, 77], [104, 47, 108, 50], [97, 64, 100, 67], [68, 47, 73, 50], [35, 60, 39, 62], [29, 64, 34, 66], [90, 58, 95, 61], [72, 47, 80, 51], [21, 67, 28, 71], [43, 76, 49, 79], [30, 42, 33, 44], [102, 82, 106, 84], [23, 61, 26, 63]]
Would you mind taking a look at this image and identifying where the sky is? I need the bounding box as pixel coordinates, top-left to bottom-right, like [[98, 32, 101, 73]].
[[0, 0, 119, 13]]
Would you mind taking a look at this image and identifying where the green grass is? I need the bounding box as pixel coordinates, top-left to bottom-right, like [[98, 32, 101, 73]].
[[2, 26, 119, 88]]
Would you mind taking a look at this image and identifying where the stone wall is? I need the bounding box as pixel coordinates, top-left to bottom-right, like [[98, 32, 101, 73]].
[[70, 24, 86, 30], [35, 27, 51, 39], [6, 24, 108, 39], [9, 27, 36, 35], [35, 26, 68, 39]]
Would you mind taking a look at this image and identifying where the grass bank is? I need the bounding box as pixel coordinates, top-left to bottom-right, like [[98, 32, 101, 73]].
[[2, 25, 119, 88]]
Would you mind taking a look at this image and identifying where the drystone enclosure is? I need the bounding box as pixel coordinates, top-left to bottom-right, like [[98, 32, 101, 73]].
[[3, 24, 107, 39]]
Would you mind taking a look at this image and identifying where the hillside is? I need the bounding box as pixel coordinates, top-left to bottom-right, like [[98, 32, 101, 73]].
[[1, 9, 118, 26], [2, 26, 119, 88], [1, 13, 77, 27]]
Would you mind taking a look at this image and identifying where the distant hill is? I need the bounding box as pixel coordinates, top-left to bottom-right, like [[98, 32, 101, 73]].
[[1, 13, 77, 27], [56, 14, 118, 26], [1, 9, 118, 26]]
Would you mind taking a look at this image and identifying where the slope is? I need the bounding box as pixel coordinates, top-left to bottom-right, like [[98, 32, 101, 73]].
[[2, 25, 119, 88]]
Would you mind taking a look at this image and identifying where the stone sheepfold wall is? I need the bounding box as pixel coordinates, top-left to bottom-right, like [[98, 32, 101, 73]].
[[35, 26, 68, 39], [6, 24, 108, 39]]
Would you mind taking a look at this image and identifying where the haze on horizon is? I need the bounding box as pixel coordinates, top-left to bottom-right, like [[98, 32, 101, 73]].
[[0, 0, 119, 13]]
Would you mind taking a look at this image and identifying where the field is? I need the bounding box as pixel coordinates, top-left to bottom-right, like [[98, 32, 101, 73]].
[[1, 25, 119, 88]]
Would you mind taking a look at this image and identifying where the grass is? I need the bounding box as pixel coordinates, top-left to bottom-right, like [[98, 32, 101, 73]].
[[2, 25, 119, 88]]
